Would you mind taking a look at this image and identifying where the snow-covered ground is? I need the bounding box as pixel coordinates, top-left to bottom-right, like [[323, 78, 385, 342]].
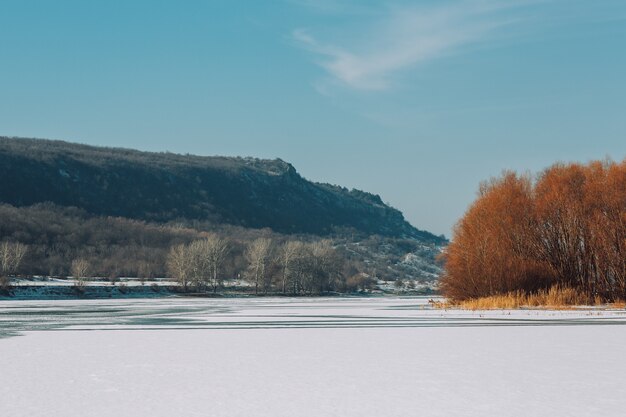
[[3, 277, 259, 300], [10, 277, 179, 287], [1, 297, 626, 417], [10, 277, 253, 288]]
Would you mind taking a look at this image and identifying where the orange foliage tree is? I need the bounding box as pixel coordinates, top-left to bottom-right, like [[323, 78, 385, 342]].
[[440, 160, 626, 301]]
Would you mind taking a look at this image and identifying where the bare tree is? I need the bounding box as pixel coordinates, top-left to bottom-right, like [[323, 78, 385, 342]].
[[187, 239, 211, 291], [185, 234, 231, 293], [167, 244, 191, 291], [278, 240, 303, 294], [206, 234, 230, 293], [309, 240, 341, 294], [290, 243, 314, 295], [14, 243, 28, 275], [245, 238, 273, 295], [0, 242, 28, 278], [71, 258, 91, 290]]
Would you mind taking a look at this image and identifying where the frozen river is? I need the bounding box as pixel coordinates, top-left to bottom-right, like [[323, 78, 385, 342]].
[[1, 297, 626, 416]]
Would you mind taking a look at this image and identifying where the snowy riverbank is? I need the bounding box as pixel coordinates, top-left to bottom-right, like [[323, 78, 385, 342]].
[[1, 277, 436, 300]]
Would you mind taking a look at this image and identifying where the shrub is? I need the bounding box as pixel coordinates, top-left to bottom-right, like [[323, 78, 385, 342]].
[[0, 275, 11, 295], [118, 283, 128, 294], [440, 160, 626, 303]]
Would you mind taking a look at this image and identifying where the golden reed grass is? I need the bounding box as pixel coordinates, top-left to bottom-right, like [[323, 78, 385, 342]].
[[436, 285, 626, 310]]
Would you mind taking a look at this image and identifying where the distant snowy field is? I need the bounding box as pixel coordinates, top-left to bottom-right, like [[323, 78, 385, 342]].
[[2, 297, 626, 417]]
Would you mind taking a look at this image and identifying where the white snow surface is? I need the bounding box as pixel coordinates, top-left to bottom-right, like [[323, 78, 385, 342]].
[[1, 297, 626, 417], [11, 277, 180, 287]]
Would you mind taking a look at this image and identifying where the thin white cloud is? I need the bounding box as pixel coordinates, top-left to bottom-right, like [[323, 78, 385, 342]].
[[293, 1, 531, 91]]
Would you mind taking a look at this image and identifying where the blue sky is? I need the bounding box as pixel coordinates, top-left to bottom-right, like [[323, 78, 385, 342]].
[[1, 0, 625, 237]]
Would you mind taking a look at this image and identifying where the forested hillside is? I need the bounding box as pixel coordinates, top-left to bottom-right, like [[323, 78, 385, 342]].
[[0, 137, 441, 241], [0, 137, 444, 291]]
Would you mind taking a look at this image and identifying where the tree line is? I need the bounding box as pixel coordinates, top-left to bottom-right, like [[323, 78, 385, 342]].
[[440, 159, 626, 301], [0, 203, 380, 294], [0, 233, 361, 295], [167, 235, 345, 295]]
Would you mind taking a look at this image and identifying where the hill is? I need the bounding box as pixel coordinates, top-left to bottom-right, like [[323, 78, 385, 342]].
[[0, 136, 444, 289], [0, 137, 441, 242]]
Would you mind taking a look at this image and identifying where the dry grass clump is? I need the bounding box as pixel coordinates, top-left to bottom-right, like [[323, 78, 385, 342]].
[[527, 286, 595, 308], [439, 285, 623, 310], [457, 292, 529, 310]]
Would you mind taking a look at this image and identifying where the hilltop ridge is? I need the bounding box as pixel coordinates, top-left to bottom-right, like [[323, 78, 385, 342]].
[[0, 136, 442, 243]]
